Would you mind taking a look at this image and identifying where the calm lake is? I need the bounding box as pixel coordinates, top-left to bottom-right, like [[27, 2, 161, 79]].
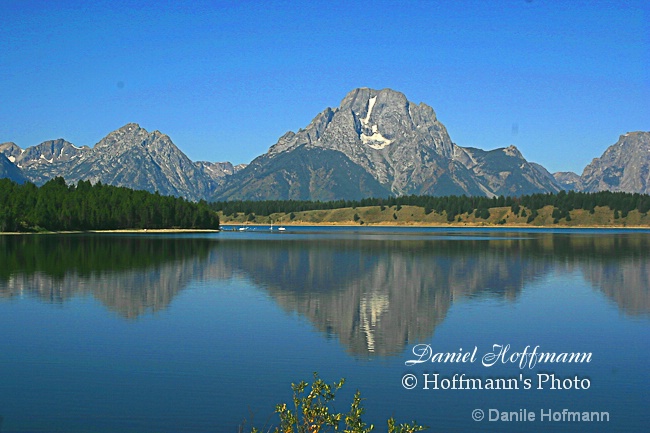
[[0, 227, 648, 432]]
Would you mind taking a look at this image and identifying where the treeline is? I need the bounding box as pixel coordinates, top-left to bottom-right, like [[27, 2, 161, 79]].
[[211, 190, 650, 222], [0, 177, 220, 232]]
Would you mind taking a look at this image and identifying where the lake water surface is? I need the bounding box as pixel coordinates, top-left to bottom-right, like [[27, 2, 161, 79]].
[[0, 228, 648, 432]]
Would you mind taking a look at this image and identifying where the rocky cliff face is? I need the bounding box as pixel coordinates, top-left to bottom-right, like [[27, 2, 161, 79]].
[[0, 153, 26, 183], [580, 132, 650, 194], [214, 88, 562, 201]]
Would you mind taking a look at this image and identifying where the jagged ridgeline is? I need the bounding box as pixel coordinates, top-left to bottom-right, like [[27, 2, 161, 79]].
[[0, 177, 219, 232]]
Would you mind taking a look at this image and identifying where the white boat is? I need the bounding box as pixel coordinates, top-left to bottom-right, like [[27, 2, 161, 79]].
[[278, 226, 286, 231]]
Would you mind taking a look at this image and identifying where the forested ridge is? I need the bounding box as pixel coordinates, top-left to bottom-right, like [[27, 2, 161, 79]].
[[0, 177, 220, 232], [212, 191, 650, 223]]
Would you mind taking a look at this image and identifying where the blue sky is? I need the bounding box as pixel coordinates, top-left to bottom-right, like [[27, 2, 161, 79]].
[[1, 0, 648, 174]]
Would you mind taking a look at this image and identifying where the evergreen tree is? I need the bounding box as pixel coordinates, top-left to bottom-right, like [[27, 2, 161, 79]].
[[0, 178, 219, 232]]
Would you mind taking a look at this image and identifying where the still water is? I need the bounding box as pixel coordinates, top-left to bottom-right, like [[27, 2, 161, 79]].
[[0, 228, 648, 432]]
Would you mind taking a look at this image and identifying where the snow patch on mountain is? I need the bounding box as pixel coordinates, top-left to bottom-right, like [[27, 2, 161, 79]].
[[359, 95, 392, 149]]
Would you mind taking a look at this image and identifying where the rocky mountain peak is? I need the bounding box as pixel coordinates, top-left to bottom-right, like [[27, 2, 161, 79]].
[[62, 123, 222, 200], [96, 123, 147, 149], [580, 131, 650, 193], [352, 89, 405, 150], [0, 142, 23, 163], [120, 122, 141, 130], [0, 138, 91, 184], [261, 87, 459, 195], [109, 123, 145, 139], [92, 124, 182, 165], [553, 171, 583, 191], [337, 87, 446, 152], [503, 145, 523, 158], [194, 160, 246, 187], [214, 87, 562, 200], [620, 131, 647, 140]]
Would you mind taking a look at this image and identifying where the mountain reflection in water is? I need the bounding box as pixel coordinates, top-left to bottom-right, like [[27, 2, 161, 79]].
[[0, 234, 216, 319], [1, 231, 648, 356]]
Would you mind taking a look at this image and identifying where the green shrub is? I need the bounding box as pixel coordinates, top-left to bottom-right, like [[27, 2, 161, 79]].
[[246, 373, 427, 433]]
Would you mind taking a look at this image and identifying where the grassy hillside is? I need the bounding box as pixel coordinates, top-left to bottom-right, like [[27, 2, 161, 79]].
[[219, 204, 650, 227]]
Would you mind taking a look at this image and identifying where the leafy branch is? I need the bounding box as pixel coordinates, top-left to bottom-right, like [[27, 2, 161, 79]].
[[247, 372, 427, 433]]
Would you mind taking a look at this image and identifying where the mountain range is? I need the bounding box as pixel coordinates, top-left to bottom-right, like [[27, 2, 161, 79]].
[[1, 88, 648, 201], [0, 125, 243, 201]]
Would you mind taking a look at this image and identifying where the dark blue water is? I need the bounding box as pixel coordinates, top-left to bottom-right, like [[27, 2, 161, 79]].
[[0, 229, 648, 432]]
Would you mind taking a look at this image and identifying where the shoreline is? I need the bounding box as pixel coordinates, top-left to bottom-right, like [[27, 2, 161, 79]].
[[219, 222, 650, 230], [0, 229, 221, 235], [3, 224, 650, 235]]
